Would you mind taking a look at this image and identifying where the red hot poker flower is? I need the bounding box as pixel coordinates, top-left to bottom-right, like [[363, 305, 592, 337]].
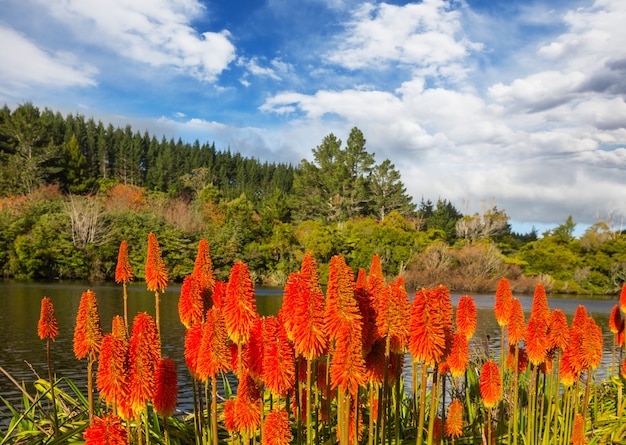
[[530, 283, 551, 324], [292, 252, 327, 360], [325, 254, 359, 341], [184, 322, 203, 380], [145, 232, 168, 292], [74, 290, 104, 360], [570, 413, 586, 445], [262, 408, 293, 445], [447, 332, 469, 379], [38, 296, 59, 341], [548, 309, 570, 351], [445, 399, 464, 438], [494, 278, 512, 327], [408, 288, 449, 366], [355, 267, 378, 355], [115, 240, 133, 283], [128, 312, 161, 414], [96, 326, 129, 406], [609, 304, 622, 334], [456, 295, 477, 339], [263, 316, 295, 396], [620, 283, 626, 315], [507, 298, 526, 346], [83, 413, 127, 445], [479, 361, 502, 409], [224, 261, 258, 345], [197, 307, 230, 381], [153, 357, 178, 418], [330, 322, 366, 398], [192, 239, 215, 308], [525, 315, 549, 366], [178, 274, 205, 328]]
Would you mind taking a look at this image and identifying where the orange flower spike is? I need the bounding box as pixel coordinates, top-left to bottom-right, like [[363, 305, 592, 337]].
[[192, 239, 216, 308], [293, 253, 327, 360], [408, 288, 447, 366], [559, 349, 578, 386], [548, 309, 570, 351], [127, 312, 161, 414], [74, 290, 104, 360], [145, 232, 168, 292], [38, 296, 59, 341], [153, 357, 178, 418], [620, 283, 626, 315], [494, 277, 513, 327], [234, 373, 262, 434], [609, 305, 622, 334], [263, 316, 295, 396], [355, 268, 378, 354], [111, 315, 127, 340], [445, 399, 464, 438], [178, 275, 205, 328], [572, 305, 588, 332], [456, 295, 477, 340], [389, 277, 411, 352], [530, 283, 551, 324], [577, 316, 603, 371], [96, 332, 129, 405], [507, 298, 526, 346], [223, 399, 237, 433], [367, 253, 385, 298], [570, 413, 586, 445], [525, 315, 549, 366], [244, 317, 265, 381], [447, 332, 469, 379], [184, 322, 203, 379], [479, 360, 502, 409], [325, 254, 359, 341], [224, 261, 258, 345], [330, 323, 367, 398], [115, 240, 133, 283], [279, 271, 301, 342], [197, 307, 230, 381], [84, 413, 127, 445], [263, 408, 293, 445]]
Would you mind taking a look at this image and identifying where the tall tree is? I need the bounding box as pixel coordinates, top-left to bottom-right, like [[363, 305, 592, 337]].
[[369, 159, 416, 221], [340, 127, 375, 219], [0, 103, 59, 194]]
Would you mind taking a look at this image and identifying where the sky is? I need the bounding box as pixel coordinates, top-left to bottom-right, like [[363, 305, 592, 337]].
[[1, 0, 625, 236]]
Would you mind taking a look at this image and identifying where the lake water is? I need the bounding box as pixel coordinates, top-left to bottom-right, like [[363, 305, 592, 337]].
[[0, 280, 619, 425]]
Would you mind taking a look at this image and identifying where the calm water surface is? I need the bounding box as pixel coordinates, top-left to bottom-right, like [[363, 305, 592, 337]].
[[0, 281, 619, 424]]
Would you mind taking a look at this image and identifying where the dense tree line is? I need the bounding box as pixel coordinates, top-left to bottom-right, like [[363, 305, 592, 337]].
[[1, 103, 626, 295]]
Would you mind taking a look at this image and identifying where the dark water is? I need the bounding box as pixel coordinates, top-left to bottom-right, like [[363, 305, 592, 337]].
[[0, 281, 619, 424]]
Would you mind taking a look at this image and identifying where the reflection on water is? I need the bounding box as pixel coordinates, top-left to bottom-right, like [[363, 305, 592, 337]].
[[0, 281, 619, 423]]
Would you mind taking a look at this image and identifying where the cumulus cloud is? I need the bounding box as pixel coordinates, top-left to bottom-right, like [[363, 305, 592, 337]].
[[326, 0, 482, 81], [258, 0, 626, 227], [38, 0, 236, 81], [0, 25, 97, 95]]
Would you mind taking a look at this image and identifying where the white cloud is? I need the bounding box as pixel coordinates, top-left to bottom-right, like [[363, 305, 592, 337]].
[[258, 0, 626, 228], [39, 0, 236, 82], [0, 25, 97, 95], [326, 0, 481, 80]]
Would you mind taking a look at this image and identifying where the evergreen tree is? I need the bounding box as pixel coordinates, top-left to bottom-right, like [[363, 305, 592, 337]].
[[370, 159, 416, 221]]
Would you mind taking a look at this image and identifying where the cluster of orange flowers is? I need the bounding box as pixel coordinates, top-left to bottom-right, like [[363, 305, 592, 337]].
[[35, 235, 623, 444]]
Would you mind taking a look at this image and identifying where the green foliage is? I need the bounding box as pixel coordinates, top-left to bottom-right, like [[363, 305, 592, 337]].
[[1, 104, 626, 293]]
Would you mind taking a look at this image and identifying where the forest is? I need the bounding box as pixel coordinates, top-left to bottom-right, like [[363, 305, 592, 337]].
[[1, 103, 626, 295]]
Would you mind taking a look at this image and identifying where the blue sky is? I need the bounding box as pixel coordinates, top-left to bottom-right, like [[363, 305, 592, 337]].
[[2, 0, 625, 236]]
